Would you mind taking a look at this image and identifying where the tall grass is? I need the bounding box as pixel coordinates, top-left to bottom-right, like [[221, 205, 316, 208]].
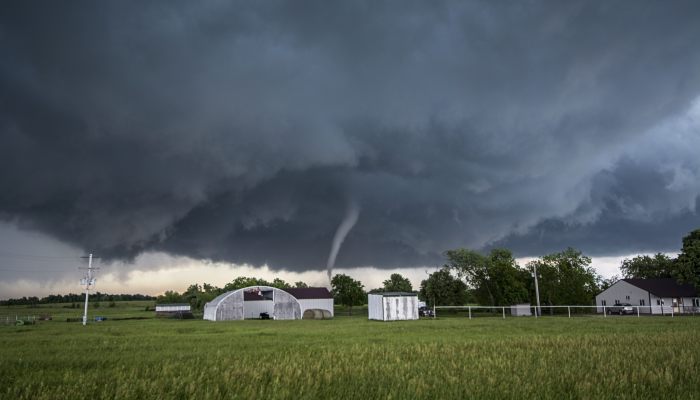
[[1, 311, 698, 399]]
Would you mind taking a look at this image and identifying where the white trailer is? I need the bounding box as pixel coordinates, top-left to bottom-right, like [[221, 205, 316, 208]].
[[368, 292, 419, 321]]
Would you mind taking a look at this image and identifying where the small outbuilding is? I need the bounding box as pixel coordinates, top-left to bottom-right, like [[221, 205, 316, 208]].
[[368, 292, 419, 321], [510, 303, 532, 316], [155, 303, 193, 318]]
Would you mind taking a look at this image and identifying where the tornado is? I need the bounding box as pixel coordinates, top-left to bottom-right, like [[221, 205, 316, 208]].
[[326, 201, 360, 285]]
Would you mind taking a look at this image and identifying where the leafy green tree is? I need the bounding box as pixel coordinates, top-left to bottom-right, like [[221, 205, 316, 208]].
[[598, 275, 620, 292], [382, 273, 413, 292], [183, 283, 222, 311], [527, 247, 598, 310], [676, 229, 700, 288], [331, 274, 365, 315], [157, 290, 184, 304], [419, 267, 468, 307], [270, 278, 292, 289], [446, 248, 528, 306], [620, 253, 675, 279], [294, 281, 309, 288], [222, 277, 271, 292]]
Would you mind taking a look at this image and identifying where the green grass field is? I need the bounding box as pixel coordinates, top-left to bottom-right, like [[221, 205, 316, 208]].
[[1, 303, 698, 399]]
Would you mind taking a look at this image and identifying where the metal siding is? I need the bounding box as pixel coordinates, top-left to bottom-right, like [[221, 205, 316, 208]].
[[368, 294, 384, 320], [297, 299, 334, 316], [377, 295, 419, 321]]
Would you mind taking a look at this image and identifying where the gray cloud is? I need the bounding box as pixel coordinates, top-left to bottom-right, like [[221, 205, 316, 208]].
[[1, 1, 700, 273]]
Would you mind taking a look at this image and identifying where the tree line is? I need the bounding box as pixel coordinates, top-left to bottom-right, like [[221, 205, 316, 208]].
[[1, 292, 156, 306]]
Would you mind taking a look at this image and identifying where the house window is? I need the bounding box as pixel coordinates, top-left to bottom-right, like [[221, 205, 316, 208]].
[[615, 299, 620, 305], [693, 299, 700, 307], [601, 300, 607, 306], [625, 295, 630, 300], [657, 299, 661, 305], [639, 299, 645, 306]]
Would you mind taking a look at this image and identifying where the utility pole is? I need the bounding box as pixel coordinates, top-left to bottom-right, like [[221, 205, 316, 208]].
[[79, 254, 99, 326], [533, 263, 541, 317]]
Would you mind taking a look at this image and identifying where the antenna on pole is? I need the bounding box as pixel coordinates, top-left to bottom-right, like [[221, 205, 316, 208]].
[[79, 254, 100, 326]]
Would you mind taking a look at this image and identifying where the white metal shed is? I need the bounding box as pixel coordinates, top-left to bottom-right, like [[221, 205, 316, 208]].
[[368, 292, 419, 321]]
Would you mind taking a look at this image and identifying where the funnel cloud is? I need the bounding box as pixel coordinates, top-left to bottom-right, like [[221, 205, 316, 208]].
[[327, 201, 360, 284]]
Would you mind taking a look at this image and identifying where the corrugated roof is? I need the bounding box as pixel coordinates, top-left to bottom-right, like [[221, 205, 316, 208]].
[[623, 278, 698, 297], [370, 292, 417, 297], [283, 287, 333, 299]]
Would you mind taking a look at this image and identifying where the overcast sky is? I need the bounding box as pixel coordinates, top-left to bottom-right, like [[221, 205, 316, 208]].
[[2, 1, 700, 298]]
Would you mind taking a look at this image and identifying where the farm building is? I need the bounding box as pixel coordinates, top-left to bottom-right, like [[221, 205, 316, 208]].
[[284, 287, 334, 318], [203, 286, 334, 321], [596, 278, 700, 315], [368, 292, 419, 321], [510, 303, 532, 316], [155, 303, 193, 318]]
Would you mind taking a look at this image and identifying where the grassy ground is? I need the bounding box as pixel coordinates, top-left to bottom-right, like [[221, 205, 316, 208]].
[[1, 304, 698, 399]]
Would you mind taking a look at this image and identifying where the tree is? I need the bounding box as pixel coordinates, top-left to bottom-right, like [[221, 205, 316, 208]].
[[222, 277, 271, 292], [330, 274, 365, 315], [527, 247, 598, 310], [676, 229, 700, 288], [270, 278, 291, 289], [157, 290, 184, 304], [182, 283, 222, 311], [294, 281, 309, 288], [446, 248, 528, 306], [620, 253, 675, 279], [419, 267, 468, 307], [598, 275, 620, 292], [382, 273, 413, 292]]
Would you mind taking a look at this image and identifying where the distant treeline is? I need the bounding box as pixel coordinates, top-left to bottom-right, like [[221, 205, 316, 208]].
[[1, 292, 156, 306]]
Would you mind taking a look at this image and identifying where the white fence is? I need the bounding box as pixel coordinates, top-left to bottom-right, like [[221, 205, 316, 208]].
[[432, 305, 700, 319]]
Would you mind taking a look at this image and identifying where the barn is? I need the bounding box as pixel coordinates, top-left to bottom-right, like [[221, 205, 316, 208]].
[[203, 286, 334, 321], [368, 292, 419, 321]]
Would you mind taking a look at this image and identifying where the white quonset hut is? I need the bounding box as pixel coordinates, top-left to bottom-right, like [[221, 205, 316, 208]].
[[368, 292, 419, 321], [595, 278, 699, 315], [203, 286, 334, 321]]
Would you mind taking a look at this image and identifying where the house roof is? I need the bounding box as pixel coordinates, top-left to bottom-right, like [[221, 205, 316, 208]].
[[242, 287, 333, 300], [623, 278, 698, 297], [283, 287, 333, 299]]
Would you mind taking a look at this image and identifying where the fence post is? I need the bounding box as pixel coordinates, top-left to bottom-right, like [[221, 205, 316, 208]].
[[603, 306, 606, 317], [468, 306, 471, 320], [637, 306, 640, 318], [502, 307, 505, 319], [671, 306, 674, 318]]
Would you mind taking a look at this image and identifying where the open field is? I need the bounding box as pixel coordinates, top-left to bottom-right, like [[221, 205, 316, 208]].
[[1, 305, 699, 400]]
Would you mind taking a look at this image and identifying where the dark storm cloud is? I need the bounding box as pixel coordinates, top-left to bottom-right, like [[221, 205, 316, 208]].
[[2, 1, 700, 272]]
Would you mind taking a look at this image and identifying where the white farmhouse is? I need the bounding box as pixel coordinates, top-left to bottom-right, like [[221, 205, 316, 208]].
[[596, 278, 699, 315]]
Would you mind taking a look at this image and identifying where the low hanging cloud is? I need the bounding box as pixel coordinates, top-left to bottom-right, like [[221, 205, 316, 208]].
[[1, 1, 700, 274]]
